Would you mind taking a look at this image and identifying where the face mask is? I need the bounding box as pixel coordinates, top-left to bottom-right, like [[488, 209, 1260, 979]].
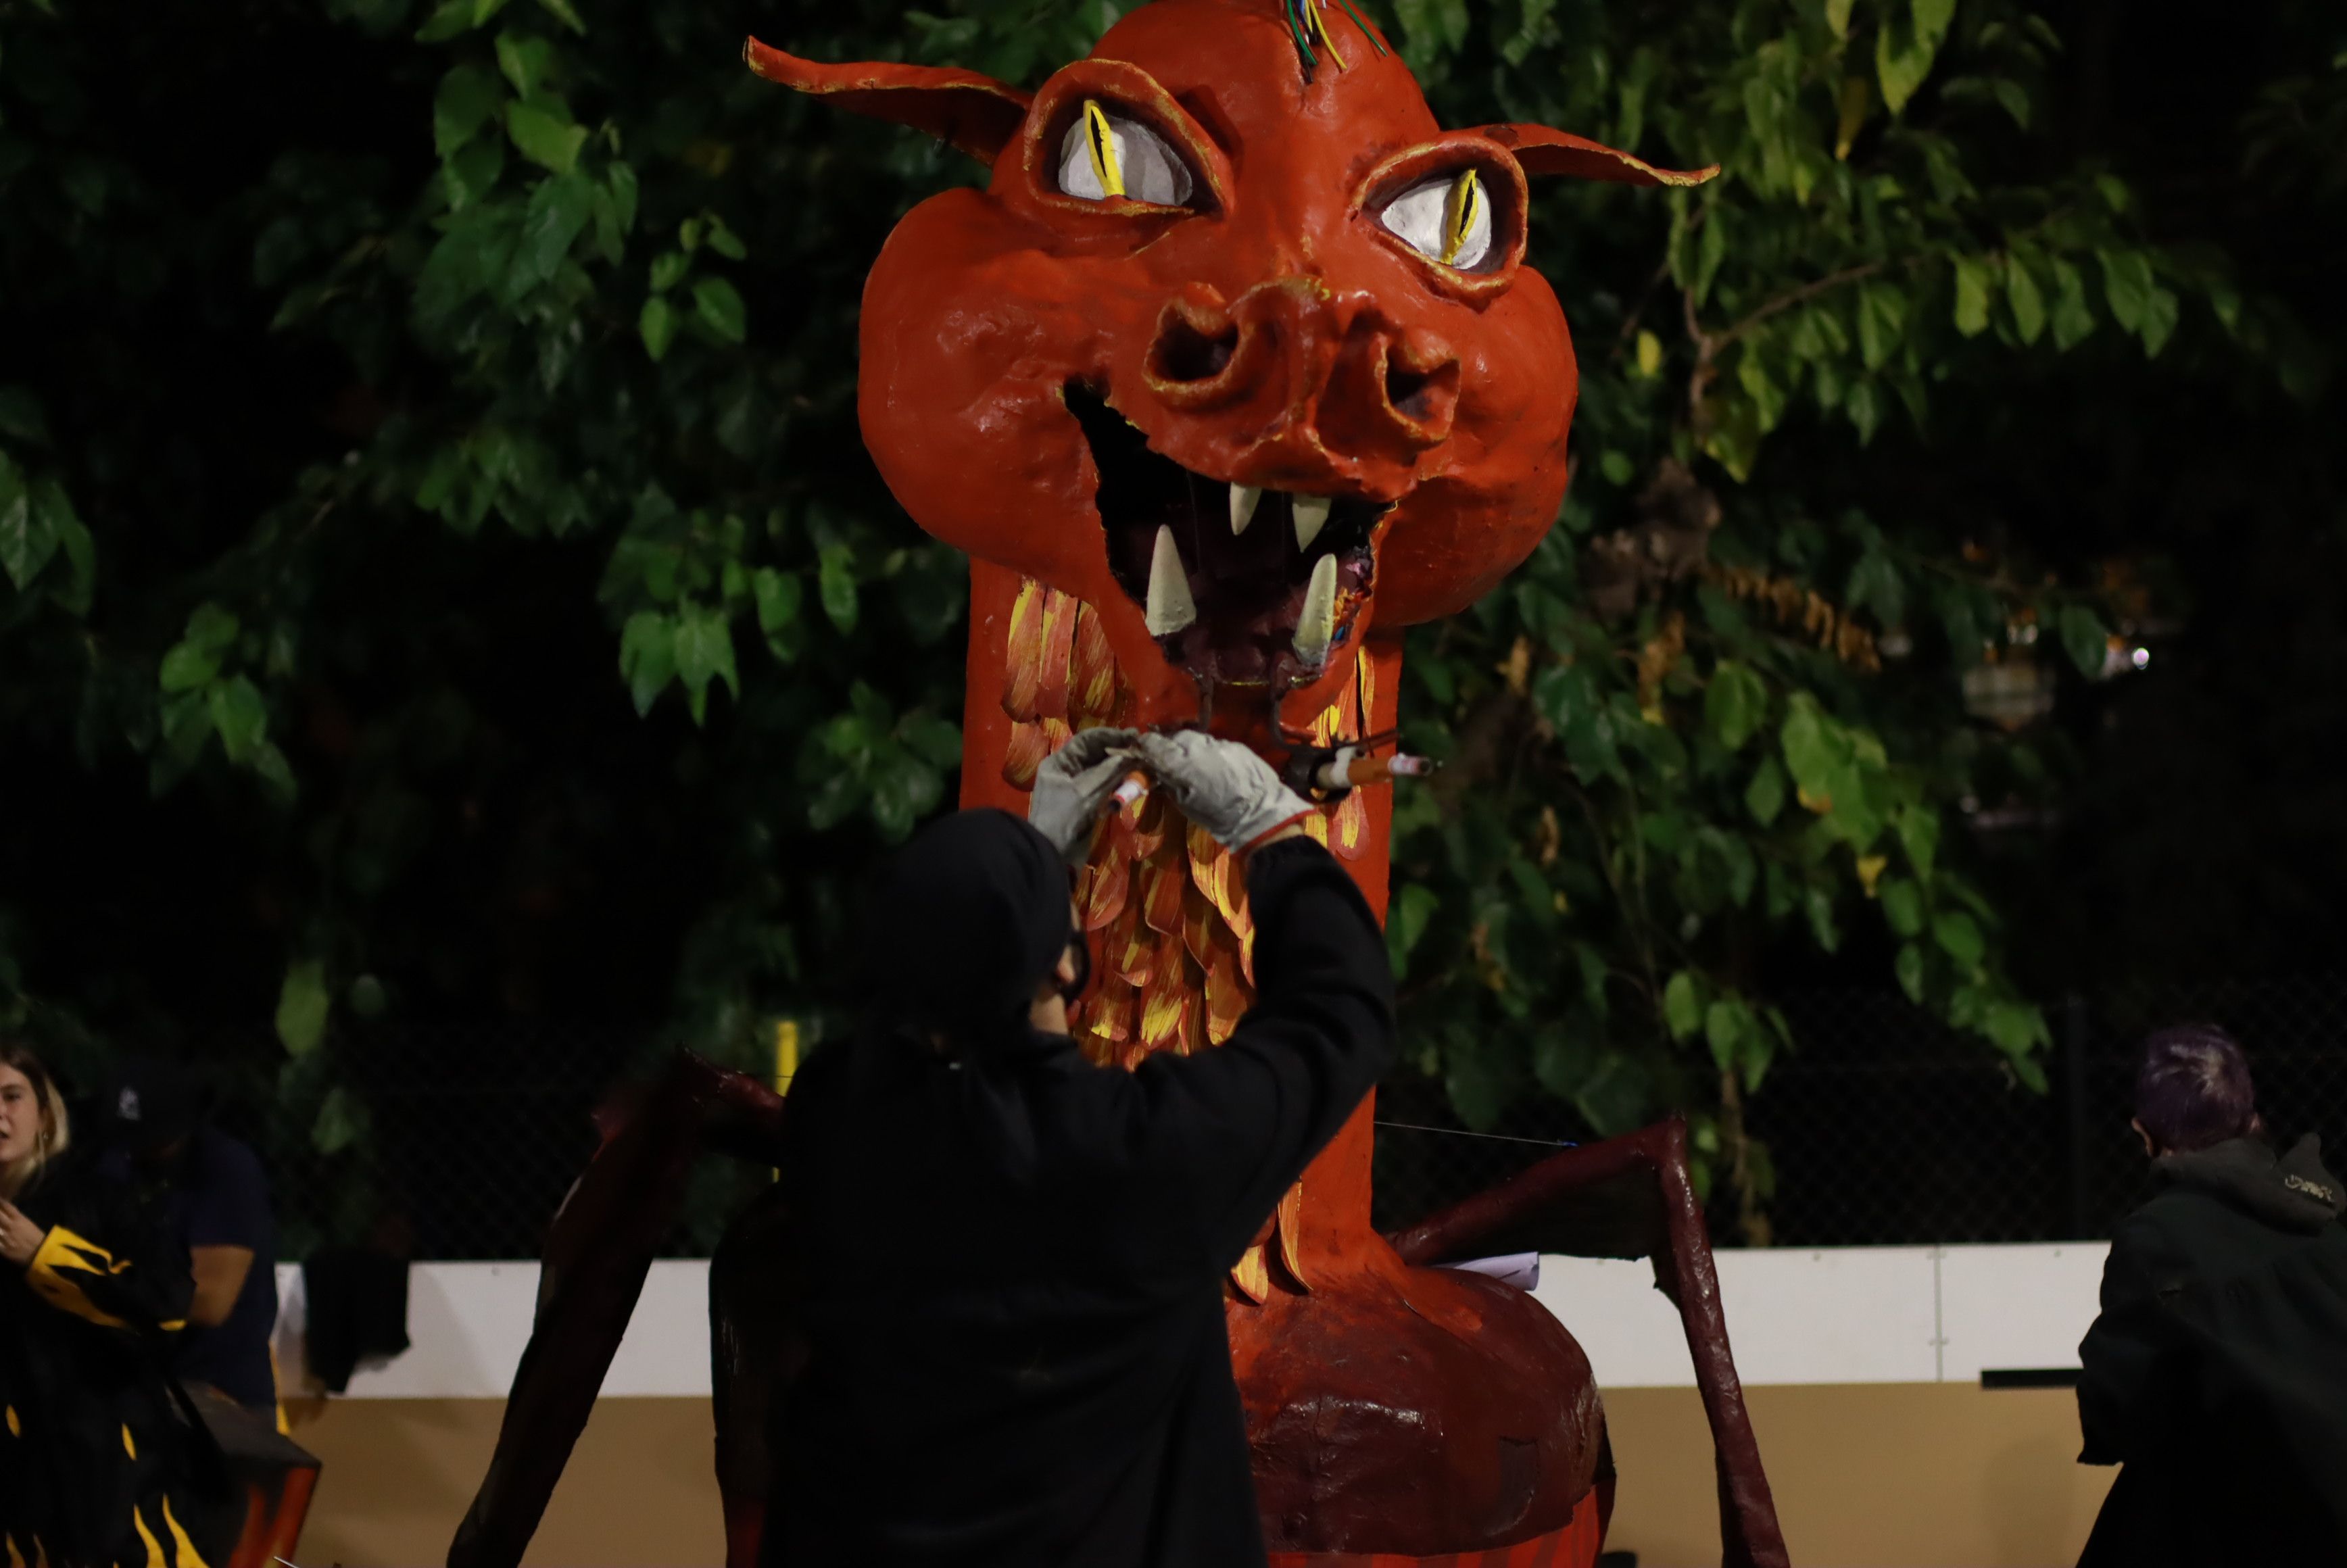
[[1057, 927, 1093, 1006]]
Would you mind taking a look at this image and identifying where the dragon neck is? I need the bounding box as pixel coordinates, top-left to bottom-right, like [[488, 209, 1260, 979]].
[[960, 563, 1402, 1294]]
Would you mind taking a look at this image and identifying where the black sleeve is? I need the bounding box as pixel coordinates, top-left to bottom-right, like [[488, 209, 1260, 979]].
[[2076, 1214, 2189, 1465], [22, 1176, 195, 1340], [1127, 837, 1398, 1266]]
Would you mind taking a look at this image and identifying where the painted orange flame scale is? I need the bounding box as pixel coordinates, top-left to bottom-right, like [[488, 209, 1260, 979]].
[[996, 574, 1380, 1073]]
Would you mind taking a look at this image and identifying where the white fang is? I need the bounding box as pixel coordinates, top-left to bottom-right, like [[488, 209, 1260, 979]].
[[1294, 553, 1338, 667], [1230, 483, 1263, 535], [1145, 524, 1197, 637], [1292, 494, 1332, 552]]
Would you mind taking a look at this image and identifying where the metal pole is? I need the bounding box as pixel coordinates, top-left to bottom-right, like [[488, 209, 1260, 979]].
[[2064, 993, 2090, 1238]]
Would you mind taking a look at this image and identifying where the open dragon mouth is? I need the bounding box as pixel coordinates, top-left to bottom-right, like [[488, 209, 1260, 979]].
[[1069, 383, 1387, 690]]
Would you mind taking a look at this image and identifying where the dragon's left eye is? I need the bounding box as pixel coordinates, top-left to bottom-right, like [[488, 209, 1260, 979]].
[[1057, 99, 1195, 207], [1378, 168, 1494, 270]]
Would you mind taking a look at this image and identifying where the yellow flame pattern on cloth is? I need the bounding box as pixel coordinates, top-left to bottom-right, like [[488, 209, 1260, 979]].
[[160, 1499, 207, 1568], [123, 1501, 210, 1568], [131, 1507, 164, 1568], [27, 1225, 132, 1330]]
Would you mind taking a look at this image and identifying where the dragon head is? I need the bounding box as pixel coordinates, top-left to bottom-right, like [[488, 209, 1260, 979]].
[[750, 0, 1710, 731]]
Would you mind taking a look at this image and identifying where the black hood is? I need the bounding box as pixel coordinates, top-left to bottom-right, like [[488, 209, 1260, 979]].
[[858, 808, 1074, 1054], [2157, 1133, 2347, 1235]]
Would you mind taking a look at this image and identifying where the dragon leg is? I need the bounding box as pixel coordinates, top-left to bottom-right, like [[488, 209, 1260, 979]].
[[447, 1052, 789, 1568], [1386, 1116, 1789, 1568]]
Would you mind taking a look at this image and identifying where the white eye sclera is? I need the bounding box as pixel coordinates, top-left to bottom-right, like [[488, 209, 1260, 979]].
[[1057, 99, 1195, 207], [1379, 168, 1495, 271]]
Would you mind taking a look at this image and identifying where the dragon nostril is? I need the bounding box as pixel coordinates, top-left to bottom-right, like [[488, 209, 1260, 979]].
[[1386, 361, 1434, 420], [1383, 344, 1459, 431], [1149, 315, 1240, 383]]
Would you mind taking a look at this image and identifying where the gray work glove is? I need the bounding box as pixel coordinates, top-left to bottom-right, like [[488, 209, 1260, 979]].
[[1028, 727, 1142, 864], [1134, 730, 1314, 851]]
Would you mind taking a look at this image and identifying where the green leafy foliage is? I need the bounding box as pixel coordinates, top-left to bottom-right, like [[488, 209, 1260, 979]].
[[1370, 0, 2305, 1225], [0, 0, 1045, 1094]]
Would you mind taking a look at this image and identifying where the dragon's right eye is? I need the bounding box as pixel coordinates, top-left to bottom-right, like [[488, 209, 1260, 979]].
[[1378, 168, 1495, 271], [1057, 99, 1196, 207]]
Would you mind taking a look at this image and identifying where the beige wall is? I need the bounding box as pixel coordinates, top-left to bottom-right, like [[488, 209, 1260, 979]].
[[288, 1397, 724, 1568], [1604, 1384, 2112, 1567], [291, 1385, 2113, 1567]]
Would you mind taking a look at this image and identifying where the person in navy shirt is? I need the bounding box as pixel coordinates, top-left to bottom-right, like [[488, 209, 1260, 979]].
[[105, 1058, 280, 1413]]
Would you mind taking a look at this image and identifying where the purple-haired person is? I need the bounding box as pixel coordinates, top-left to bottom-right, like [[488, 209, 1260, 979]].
[[2075, 1023, 2347, 1565]]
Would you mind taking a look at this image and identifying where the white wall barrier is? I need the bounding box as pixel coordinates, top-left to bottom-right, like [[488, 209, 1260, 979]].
[[273, 1243, 2110, 1401], [273, 1260, 712, 1400]]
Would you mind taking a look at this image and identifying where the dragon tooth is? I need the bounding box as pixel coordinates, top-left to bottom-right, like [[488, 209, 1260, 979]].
[[1144, 524, 1197, 637], [1230, 483, 1263, 535], [1292, 494, 1332, 552], [1294, 553, 1338, 667]]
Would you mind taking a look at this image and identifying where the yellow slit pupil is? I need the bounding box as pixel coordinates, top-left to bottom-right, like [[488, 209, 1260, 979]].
[[1082, 100, 1124, 199], [1441, 170, 1482, 267]]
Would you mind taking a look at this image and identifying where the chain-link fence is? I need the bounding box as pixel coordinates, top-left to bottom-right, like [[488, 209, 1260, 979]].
[[1373, 979, 2347, 1246], [1749, 980, 2347, 1246], [232, 979, 2347, 1260], [228, 1021, 773, 1262], [227, 1022, 642, 1262]]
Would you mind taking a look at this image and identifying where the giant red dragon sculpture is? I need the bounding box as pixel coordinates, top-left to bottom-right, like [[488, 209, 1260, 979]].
[[447, 3, 1789, 1565]]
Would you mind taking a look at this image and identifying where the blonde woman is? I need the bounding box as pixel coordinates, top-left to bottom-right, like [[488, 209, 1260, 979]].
[[1, 1041, 224, 1567]]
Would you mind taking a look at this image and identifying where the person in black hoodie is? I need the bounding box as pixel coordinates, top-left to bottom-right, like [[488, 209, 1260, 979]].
[[0, 1041, 226, 1568], [760, 728, 1397, 1568], [2076, 1023, 2347, 1565]]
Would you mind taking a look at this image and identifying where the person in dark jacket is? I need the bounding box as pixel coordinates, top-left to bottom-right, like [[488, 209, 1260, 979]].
[[762, 728, 1397, 1568], [1, 1041, 226, 1568], [2076, 1023, 2347, 1566]]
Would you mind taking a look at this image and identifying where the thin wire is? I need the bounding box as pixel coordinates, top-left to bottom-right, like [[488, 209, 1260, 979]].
[[1184, 466, 1204, 581], [1374, 1119, 1578, 1150]]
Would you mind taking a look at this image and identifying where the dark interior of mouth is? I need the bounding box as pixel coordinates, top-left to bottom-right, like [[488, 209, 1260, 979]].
[[1067, 382, 1384, 688]]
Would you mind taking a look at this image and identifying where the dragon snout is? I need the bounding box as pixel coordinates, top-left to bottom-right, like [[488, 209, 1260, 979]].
[[1142, 280, 1459, 481]]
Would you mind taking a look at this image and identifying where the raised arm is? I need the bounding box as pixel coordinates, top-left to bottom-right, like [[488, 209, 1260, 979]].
[[1148, 835, 1397, 1259], [1117, 730, 1397, 1264]]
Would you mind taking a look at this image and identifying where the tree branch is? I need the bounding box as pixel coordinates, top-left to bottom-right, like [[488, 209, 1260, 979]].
[[1714, 260, 1886, 349]]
